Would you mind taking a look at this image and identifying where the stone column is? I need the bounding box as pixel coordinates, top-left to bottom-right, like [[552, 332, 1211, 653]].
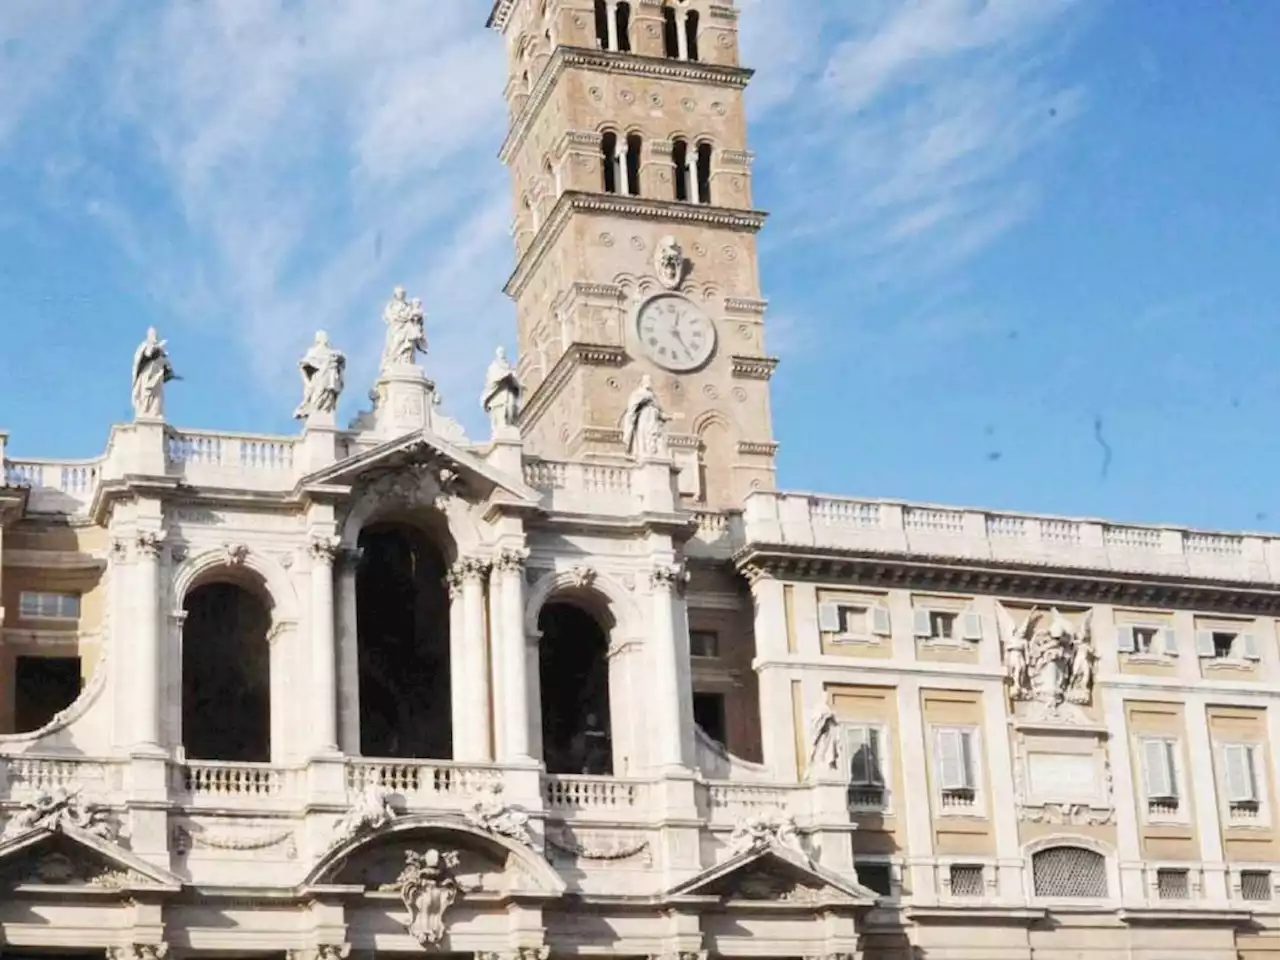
[[335, 548, 362, 755], [496, 548, 532, 762], [1185, 696, 1228, 902], [132, 530, 166, 753], [605, 0, 619, 50], [749, 571, 798, 779], [650, 561, 692, 771], [451, 557, 493, 762], [676, 11, 689, 60], [309, 535, 340, 755]]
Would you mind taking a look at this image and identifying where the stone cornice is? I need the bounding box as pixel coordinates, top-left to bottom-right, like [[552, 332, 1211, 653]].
[[500, 45, 754, 164], [505, 191, 767, 300], [735, 543, 1280, 617], [724, 297, 768, 316], [519, 343, 628, 432], [486, 0, 514, 31], [737, 441, 778, 457], [730, 355, 778, 381]]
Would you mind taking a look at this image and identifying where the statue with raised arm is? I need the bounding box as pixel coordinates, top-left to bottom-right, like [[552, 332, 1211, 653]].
[[480, 346, 521, 431], [294, 331, 347, 419], [131, 327, 178, 419], [620, 374, 670, 459], [381, 286, 428, 370], [806, 705, 841, 779]]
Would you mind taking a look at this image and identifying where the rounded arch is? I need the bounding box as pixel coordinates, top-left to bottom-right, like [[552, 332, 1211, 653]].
[[1022, 833, 1113, 857], [171, 546, 298, 623], [339, 469, 481, 560], [524, 567, 639, 640], [303, 815, 566, 895], [692, 408, 731, 437], [595, 120, 623, 136]]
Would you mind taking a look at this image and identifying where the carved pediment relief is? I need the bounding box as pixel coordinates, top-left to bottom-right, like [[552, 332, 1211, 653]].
[[334, 835, 505, 894], [666, 846, 876, 908], [0, 831, 179, 894]]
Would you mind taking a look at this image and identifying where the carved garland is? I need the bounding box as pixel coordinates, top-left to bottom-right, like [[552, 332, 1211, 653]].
[[172, 824, 298, 858], [544, 826, 652, 865]]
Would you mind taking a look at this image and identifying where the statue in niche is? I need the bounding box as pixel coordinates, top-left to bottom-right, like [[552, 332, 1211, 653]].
[[620, 375, 670, 459], [1003, 607, 1095, 709], [394, 848, 463, 947], [806, 706, 841, 779], [381, 286, 428, 370], [480, 346, 522, 431], [654, 235, 687, 289], [294, 331, 347, 419], [131, 327, 179, 419]]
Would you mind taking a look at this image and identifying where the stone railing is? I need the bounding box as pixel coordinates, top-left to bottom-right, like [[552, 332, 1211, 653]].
[[0, 755, 121, 800], [175, 761, 304, 808], [698, 780, 809, 824], [744, 491, 1280, 584], [166, 430, 299, 491], [543, 774, 650, 816], [346, 759, 502, 807], [2, 458, 103, 513], [522, 458, 641, 515]]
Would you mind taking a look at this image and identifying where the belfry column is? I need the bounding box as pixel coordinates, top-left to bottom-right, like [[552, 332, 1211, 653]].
[[451, 557, 493, 762], [308, 535, 340, 755]]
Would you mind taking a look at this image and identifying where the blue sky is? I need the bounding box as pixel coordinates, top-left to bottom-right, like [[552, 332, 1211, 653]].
[[1, 0, 1278, 532]]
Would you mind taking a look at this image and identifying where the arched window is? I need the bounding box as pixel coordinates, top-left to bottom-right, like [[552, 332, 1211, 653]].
[[663, 5, 680, 58], [593, 0, 610, 50], [616, 1, 632, 53], [672, 138, 691, 202], [1031, 846, 1108, 899], [538, 601, 614, 775], [696, 141, 713, 204], [601, 131, 620, 194], [686, 9, 700, 61], [625, 133, 643, 196]]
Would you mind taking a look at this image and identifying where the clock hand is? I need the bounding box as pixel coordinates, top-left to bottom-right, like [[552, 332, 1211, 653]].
[[671, 327, 692, 357]]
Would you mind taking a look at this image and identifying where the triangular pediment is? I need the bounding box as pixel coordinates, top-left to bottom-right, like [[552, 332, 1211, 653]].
[[665, 844, 878, 907], [299, 428, 540, 507], [0, 825, 181, 894]]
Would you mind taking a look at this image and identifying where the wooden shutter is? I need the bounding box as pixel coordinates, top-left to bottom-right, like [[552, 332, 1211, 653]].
[[962, 612, 983, 642], [1160, 628, 1179, 657], [1240, 633, 1261, 661], [866, 727, 884, 786], [1142, 739, 1175, 799], [935, 728, 969, 791], [1224, 744, 1257, 803], [913, 608, 934, 638], [1195, 630, 1217, 658], [818, 602, 842, 633], [1115, 625, 1135, 653], [870, 605, 893, 636]]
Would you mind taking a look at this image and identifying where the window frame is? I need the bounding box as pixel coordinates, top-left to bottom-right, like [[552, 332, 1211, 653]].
[[818, 599, 891, 646], [842, 722, 892, 813], [17, 590, 82, 622], [1137, 735, 1189, 824], [1116, 621, 1177, 660], [689, 629, 720, 660], [912, 604, 983, 646], [931, 724, 984, 817], [1219, 741, 1269, 827]]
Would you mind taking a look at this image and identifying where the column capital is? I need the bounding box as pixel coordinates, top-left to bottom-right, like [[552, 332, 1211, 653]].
[[106, 946, 169, 960], [495, 546, 530, 573], [135, 530, 167, 559], [286, 947, 351, 960], [453, 556, 492, 583], [309, 534, 342, 563], [650, 560, 689, 594], [478, 948, 549, 960]]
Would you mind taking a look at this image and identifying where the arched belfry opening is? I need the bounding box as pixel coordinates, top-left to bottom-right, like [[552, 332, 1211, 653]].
[[182, 578, 273, 763], [355, 519, 453, 759], [538, 596, 614, 775]]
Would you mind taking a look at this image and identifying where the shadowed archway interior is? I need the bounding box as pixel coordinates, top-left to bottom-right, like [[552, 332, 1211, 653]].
[[538, 600, 613, 775], [356, 521, 452, 759]]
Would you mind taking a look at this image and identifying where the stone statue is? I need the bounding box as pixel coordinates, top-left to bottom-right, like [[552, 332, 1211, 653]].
[[1002, 606, 1096, 711], [131, 327, 178, 419], [1, 787, 117, 842], [331, 783, 397, 847], [395, 849, 463, 947], [1066, 615, 1096, 705], [465, 782, 533, 847], [480, 346, 521, 431], [654, 235, 687, 289], [381, 286, 428, 369], [620, 375, 670, 459], [294, 331, 346, 419], [728, 810, 804, 859], [806, 706, 840, 779]]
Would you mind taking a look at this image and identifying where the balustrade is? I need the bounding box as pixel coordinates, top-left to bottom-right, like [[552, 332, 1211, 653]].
[[543, 774, 647, 814], [347, 760, 501, 805], [177, 761, 302, 805]]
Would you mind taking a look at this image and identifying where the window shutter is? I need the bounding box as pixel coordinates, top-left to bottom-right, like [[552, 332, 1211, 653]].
[[935, 728, 968, 791], [1241, 633, 1261, 661], [1195, 630, 1217, 658], [962, 612, 984, 642], [1160, 628, 1179, 657], [818, 602, 842, 633], [959, 730, 976, 789], [1116, 625, 1136, 653], [870, 605, 892, 637], [1142, 739, 1174, 799], [866, 727, 885, 786], [913, 608, 934, 638], [1224, 744, 1257, 803], [846, 726, 870, 784]]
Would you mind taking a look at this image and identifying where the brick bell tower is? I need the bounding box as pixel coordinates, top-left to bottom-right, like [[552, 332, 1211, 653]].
[[486, 0, 778, 509]]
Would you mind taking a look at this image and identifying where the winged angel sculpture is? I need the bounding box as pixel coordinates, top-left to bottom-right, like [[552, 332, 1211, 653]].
[[1000, 606, 1096, 709]]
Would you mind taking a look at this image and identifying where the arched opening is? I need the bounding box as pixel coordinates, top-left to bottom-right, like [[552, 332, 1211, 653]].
[[1031, 845, 1108, 899], [616, 2, 632, 53], [601, 131, 620, 194], [696, 141, 713, 204], [593, 0, 609, 49], [686, 9, 700, 61], [356, 522, 453, 759], [663, 5, 680, 58], [182, 582, 272, 762], [625, 133, 643, 197], [672, 138, 690, 201], [538, 600, 613, 775]]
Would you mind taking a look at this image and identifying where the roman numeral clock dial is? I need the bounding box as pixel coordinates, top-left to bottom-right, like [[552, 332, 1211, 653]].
[[635, 293, 717, 372]]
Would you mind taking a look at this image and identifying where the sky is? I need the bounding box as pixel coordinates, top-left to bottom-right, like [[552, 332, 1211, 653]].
[[1, 0, 1279, 533]]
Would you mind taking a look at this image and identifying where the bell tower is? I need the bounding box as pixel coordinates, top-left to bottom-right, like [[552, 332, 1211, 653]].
[[487, 0, 778, 509]]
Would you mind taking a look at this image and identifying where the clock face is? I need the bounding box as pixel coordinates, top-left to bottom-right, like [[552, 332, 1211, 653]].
[[635, 294, 717, 372]]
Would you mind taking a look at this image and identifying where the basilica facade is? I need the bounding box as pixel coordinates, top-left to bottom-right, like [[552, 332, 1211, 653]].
[[0, 2, 1278, 959]]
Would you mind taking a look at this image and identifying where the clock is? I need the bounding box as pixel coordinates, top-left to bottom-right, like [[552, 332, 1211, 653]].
[[635, 294, 717, 372]]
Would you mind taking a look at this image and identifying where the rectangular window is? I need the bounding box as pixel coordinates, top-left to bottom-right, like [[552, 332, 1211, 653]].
[[1139, 737, 1181, 815], [843, 724, 886, 809], [1222, 743, 1262, 820], [1156, 868, 1190, 900], [818, 602, 890, 641], [17, 591, 81, 621], [929, 611, 956, 641], [933, 727, 978, 810], [1118, 624, 1177, 657], [14, 656, 82, 734], [1196, 629, 1260, 661], [949, 863, 986, 898], [692, 691, 727, 747], [689, 630, 719, 659], [1241, 870, 1273, 902], [856, 861, 894, 896]]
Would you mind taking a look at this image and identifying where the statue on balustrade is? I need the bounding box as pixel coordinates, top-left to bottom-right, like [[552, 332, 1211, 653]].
[[131, 326, 179, 419], [806, 706, 841, 779], [294, 331, 347, 419], [381, 286, 428, 370], [620, 375, 670, 459], [1002, 606, 1096, 713], [480, 346, 522, 431]]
